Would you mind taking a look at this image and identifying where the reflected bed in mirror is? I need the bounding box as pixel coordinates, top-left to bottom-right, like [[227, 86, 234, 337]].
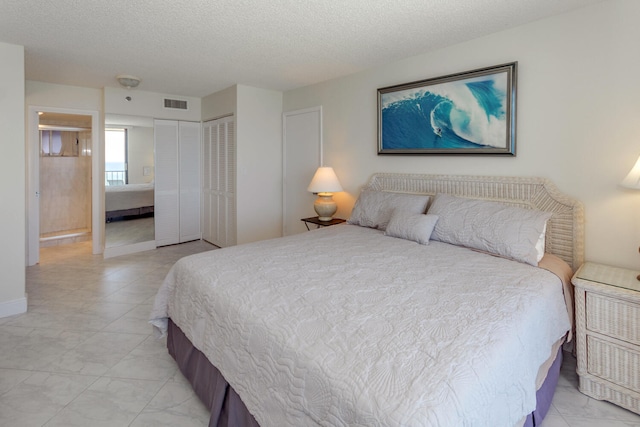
[[105, 182, 154, 221], [104, 114, 155, 251]]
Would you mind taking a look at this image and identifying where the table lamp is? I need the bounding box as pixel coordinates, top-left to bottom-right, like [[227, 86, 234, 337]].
[[307, 166, 343, 221], [621, 155, 640, 280], [621, 155, 640, 190]]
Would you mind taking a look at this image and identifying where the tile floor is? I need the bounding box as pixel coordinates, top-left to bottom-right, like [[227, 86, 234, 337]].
[[1, 241, 639, 426]]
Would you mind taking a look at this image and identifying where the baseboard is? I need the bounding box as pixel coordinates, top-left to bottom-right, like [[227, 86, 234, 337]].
[[0, 296, 27, 318]]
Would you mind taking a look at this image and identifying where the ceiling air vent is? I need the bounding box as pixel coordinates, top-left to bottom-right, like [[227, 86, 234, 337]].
[[164, 98, 188, 110]]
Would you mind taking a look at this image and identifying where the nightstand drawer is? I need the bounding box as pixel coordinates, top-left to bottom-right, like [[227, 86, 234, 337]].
[[586, 292, 640, 346], [587, 335, 640, 392]]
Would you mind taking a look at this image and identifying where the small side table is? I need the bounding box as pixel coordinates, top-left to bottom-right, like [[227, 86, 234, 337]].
[[572, 262, 640, 414], [301, 216, 346, 231]]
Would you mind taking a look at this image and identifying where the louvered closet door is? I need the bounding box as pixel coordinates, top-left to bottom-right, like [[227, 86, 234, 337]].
[[214, 121, 230, 247], [202, 116, 236, 248], [202, 125, 213, 243], [202, 120, 217, 245], [224, 119, 236, 246], [154, 120, 180, 246], [178, 121, 201, 242]]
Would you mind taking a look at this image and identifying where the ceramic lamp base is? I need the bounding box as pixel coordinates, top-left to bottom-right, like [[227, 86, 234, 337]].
[[314, 193, 337, 221]]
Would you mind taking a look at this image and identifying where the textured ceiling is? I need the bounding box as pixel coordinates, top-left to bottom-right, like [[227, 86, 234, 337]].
[[1, 0, 603, 97]]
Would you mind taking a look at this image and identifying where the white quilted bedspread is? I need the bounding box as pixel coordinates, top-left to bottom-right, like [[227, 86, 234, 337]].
[[150, 224, 570, 427]]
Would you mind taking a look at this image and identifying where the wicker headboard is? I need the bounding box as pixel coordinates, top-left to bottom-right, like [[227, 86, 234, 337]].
[[362, 173, 585, 270]]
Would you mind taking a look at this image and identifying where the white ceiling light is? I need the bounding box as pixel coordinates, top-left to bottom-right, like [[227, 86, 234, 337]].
[[116, 74, 141, 89]]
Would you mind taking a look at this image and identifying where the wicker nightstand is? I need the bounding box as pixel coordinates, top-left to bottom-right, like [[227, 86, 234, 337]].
[[572, 262, 640, 414]]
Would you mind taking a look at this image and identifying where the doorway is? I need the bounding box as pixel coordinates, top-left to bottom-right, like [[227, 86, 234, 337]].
[[27, 107, 101, 266]]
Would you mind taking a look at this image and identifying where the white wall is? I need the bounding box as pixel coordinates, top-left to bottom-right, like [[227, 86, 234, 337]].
[[202, 85, 237, 120], [27, 81, 103, 111], [104, 87, 201, 121], [236, 85, 283, 243], [283, 0, 640, 269], [201, 84, 283, 244], [0, 42, 26, 317], [127, 126, 155, 184]]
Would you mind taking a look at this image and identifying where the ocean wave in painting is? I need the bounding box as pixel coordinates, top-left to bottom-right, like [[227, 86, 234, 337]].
[[381, 73, 507, 150]]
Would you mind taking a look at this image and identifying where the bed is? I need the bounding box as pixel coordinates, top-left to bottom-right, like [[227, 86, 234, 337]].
[[150, 173, 584, 427], [105, 182, 154, 221]]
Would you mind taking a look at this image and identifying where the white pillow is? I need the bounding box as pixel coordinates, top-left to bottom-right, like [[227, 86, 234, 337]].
[[535, 224, 547, 263], [347, 190, 430, 231], [428, 194, 552, 266], [384, 211, 439, 245]]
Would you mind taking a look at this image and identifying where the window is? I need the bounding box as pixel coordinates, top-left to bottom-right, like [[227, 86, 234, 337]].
[[40, 130, 63, 156], [40, 130, 83, 157], [105, 128, 128, 186]]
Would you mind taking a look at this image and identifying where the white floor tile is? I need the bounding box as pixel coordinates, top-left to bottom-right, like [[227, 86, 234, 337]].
[[0, 372, 97, 426], [106, 336, 178, 381], [0, 327, 93, 370], [0, 368, 32, 395], [130, 380, 210, 427], [45, 331, 148, 376], [44, 377, 164, 427], [552, 383, 640, 422], [562, 417, 640, 427], [539, 413, 571, 427]]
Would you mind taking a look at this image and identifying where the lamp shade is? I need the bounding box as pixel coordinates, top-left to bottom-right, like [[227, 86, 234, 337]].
[[307, 166, 343, 193], [621, 155, 640, 189]]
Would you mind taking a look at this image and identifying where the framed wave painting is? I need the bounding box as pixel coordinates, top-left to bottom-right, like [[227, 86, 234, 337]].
[[378, 62, 517, 155]]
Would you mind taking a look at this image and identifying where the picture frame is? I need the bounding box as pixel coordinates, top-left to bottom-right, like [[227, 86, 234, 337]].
[[378, 62, 517, 155]]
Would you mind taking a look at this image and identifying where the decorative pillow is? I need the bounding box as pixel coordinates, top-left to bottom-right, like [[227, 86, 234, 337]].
[[384, 211, 439, 245], [347, 190, 430, 231], [428, 193, 552, 266]]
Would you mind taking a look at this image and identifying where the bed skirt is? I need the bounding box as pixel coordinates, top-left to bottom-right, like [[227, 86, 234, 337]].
[[524, 345, 563, 427], [167, 319, 562, 427], [105, 206, 154, 222], [167, 319, 259, 427]]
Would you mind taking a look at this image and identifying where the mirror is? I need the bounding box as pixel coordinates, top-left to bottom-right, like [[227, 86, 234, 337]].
[[104, 114, 155, 250]]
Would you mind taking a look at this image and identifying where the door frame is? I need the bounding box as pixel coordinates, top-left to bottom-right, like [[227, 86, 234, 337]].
[[27, 106, 102, 265]]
